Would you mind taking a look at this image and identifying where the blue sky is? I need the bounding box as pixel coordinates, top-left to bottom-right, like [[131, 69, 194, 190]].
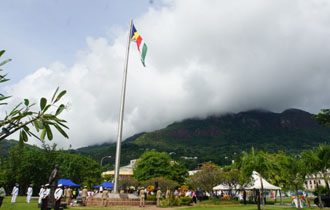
[[1, 0, 330, 148], [1, 0, 162, 83]]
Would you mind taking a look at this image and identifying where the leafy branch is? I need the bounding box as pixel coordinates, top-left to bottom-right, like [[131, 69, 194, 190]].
[[0, 50, 69, 145]]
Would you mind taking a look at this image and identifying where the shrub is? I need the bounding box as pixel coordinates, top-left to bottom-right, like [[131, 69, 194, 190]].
[[160, 196, 182, 207], [146, 195, 156, 201], [180, 196, 193, 205]]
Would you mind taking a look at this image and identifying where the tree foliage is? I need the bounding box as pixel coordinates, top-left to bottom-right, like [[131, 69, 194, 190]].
[[0, 144, 101, 194], [186, 162, 224, 194], [0, 50, 68, 144], [133, 150, 188, 184]]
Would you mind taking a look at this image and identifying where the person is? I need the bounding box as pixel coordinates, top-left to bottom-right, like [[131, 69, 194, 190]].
[[11, 183, 19, 203], [26, 184, 33, 203], [139, 187, 145, 207], [38, 185, 45, 206], [192, 190, 197, 204], [243, 190, 247, 205], [99, 185, 103, 194], [41, 184, 50, 210], [82, 186, 88, 206], [0, 184, 6, 207], [102, 187, 108, 207], [165, 188, 170, 199], [65, 187, 72, 205], [156, 187, 162, 206], [54, 184, 63, 210]]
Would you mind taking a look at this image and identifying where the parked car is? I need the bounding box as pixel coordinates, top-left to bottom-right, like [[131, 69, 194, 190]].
[[314, 195, 330, 207]]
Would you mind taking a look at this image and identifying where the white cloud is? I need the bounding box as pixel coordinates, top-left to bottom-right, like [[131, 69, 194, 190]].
[[4, 0, 330, 148]]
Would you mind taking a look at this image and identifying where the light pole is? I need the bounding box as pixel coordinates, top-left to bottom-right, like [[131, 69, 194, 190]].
[[100, 156, 112, 167]]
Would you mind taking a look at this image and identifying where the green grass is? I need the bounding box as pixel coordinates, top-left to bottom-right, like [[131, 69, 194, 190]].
[[0, 196, 315, 210]]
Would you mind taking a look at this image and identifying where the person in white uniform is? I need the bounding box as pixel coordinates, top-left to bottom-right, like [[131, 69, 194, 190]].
[[26, 184, 33, 203], [54, 184, 63, 210], [41, 184, 50, 210], [11, 183, 19, 203], [38, 185, 45, 205]]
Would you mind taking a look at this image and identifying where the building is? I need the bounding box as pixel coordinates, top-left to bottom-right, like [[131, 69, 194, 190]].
[[102, 159, 136, 179], [304, 170, 330, 191]]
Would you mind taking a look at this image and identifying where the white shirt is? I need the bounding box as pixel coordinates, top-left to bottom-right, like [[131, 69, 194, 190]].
[[42, 188, 50, 199], [27, 187, 33, 196], [12, 186, 19, 195], [54, 188, 63, 200]]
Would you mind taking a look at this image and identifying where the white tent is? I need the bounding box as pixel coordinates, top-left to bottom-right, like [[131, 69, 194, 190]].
[[245, 171, 281, 190], [213, 184, 241, 191], [213, 171, 281, 191]]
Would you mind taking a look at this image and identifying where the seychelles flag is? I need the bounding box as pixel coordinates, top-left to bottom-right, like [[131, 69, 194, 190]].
[[131, 24, 148, 67]]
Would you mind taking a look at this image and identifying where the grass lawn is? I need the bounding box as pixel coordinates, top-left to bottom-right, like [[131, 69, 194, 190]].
[[0, 196, 316, 210]]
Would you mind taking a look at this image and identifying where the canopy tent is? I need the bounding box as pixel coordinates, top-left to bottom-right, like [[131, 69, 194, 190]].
[[93, 182, 114, 189], [58, 179, 81, 188], [213, 171, 281, 191], [245, 171, 281, 190], [213, 184, 241, 191]]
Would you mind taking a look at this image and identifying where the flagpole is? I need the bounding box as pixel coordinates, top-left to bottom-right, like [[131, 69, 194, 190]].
[[113, 19, 133, 194]]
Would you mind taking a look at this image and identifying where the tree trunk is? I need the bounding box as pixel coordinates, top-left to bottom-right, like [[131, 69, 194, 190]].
[[322, 172, 330, 196], [260, 174, 265, 210], [295, 184, 301, 210], [317, 183, 324, 209], [280, 190, 282, 205]]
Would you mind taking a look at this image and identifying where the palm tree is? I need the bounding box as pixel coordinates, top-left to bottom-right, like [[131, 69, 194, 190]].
[[302, 144, 330, 208], [240, 148, 272, 210]]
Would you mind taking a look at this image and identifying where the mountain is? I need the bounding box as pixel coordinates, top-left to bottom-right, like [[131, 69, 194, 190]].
[[75, 108, 330, 169], [1, 109, 330, 170]]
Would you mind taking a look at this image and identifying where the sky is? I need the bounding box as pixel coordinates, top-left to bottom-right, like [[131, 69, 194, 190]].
[[1, 0, 330, 149]]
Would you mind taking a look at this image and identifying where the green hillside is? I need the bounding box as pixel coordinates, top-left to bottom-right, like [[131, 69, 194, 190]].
[[2, 109, 330, 170], [75, 108, 330, 169]]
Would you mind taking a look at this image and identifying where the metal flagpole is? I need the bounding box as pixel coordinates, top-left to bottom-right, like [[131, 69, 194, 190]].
[[113, 19, 133, 193]]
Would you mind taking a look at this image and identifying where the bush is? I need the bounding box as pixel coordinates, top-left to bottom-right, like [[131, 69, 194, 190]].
[[160, 196, 182, 207], [146, 195, 156, 201], [180, 196, 193, 205]]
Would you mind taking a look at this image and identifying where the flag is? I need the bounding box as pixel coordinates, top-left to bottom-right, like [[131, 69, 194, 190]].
[[131, 24, 148, 67]]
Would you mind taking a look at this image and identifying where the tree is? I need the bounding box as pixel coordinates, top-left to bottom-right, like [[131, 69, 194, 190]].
[[186, 162, 224, 197], [142, 177, 179, 192], [4, 143, 102, 193], [315, 109, 330, 127], [0, 50, 68, 145], [222, 166, 240, 198], [302, 144, 330, 208], [133, 151, 188, 184], [239, 148, 273, 210], [275, 154, 306, 210]]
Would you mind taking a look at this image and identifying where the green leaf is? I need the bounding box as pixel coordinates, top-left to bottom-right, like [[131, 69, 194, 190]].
[[51, 87, 59, 103], [54, 124, 69, 138], [36, 120, 44, 129], [40, 98, 47, 110], [54, 90, 66, 103], [0, 58, 11, 67], [0, 50, 5, 57], [44, 123, 53, 140], [23, 125, 30, 132], [55, 120, 68, 129], [33, 121, 40, 132], [43, 104, 51, 113], [9, 102, 22, 116], [21, 130, 28, 142], [55, 104, 65, 116], [40, 129, 46, 140], [24, 99, 29, 106]]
